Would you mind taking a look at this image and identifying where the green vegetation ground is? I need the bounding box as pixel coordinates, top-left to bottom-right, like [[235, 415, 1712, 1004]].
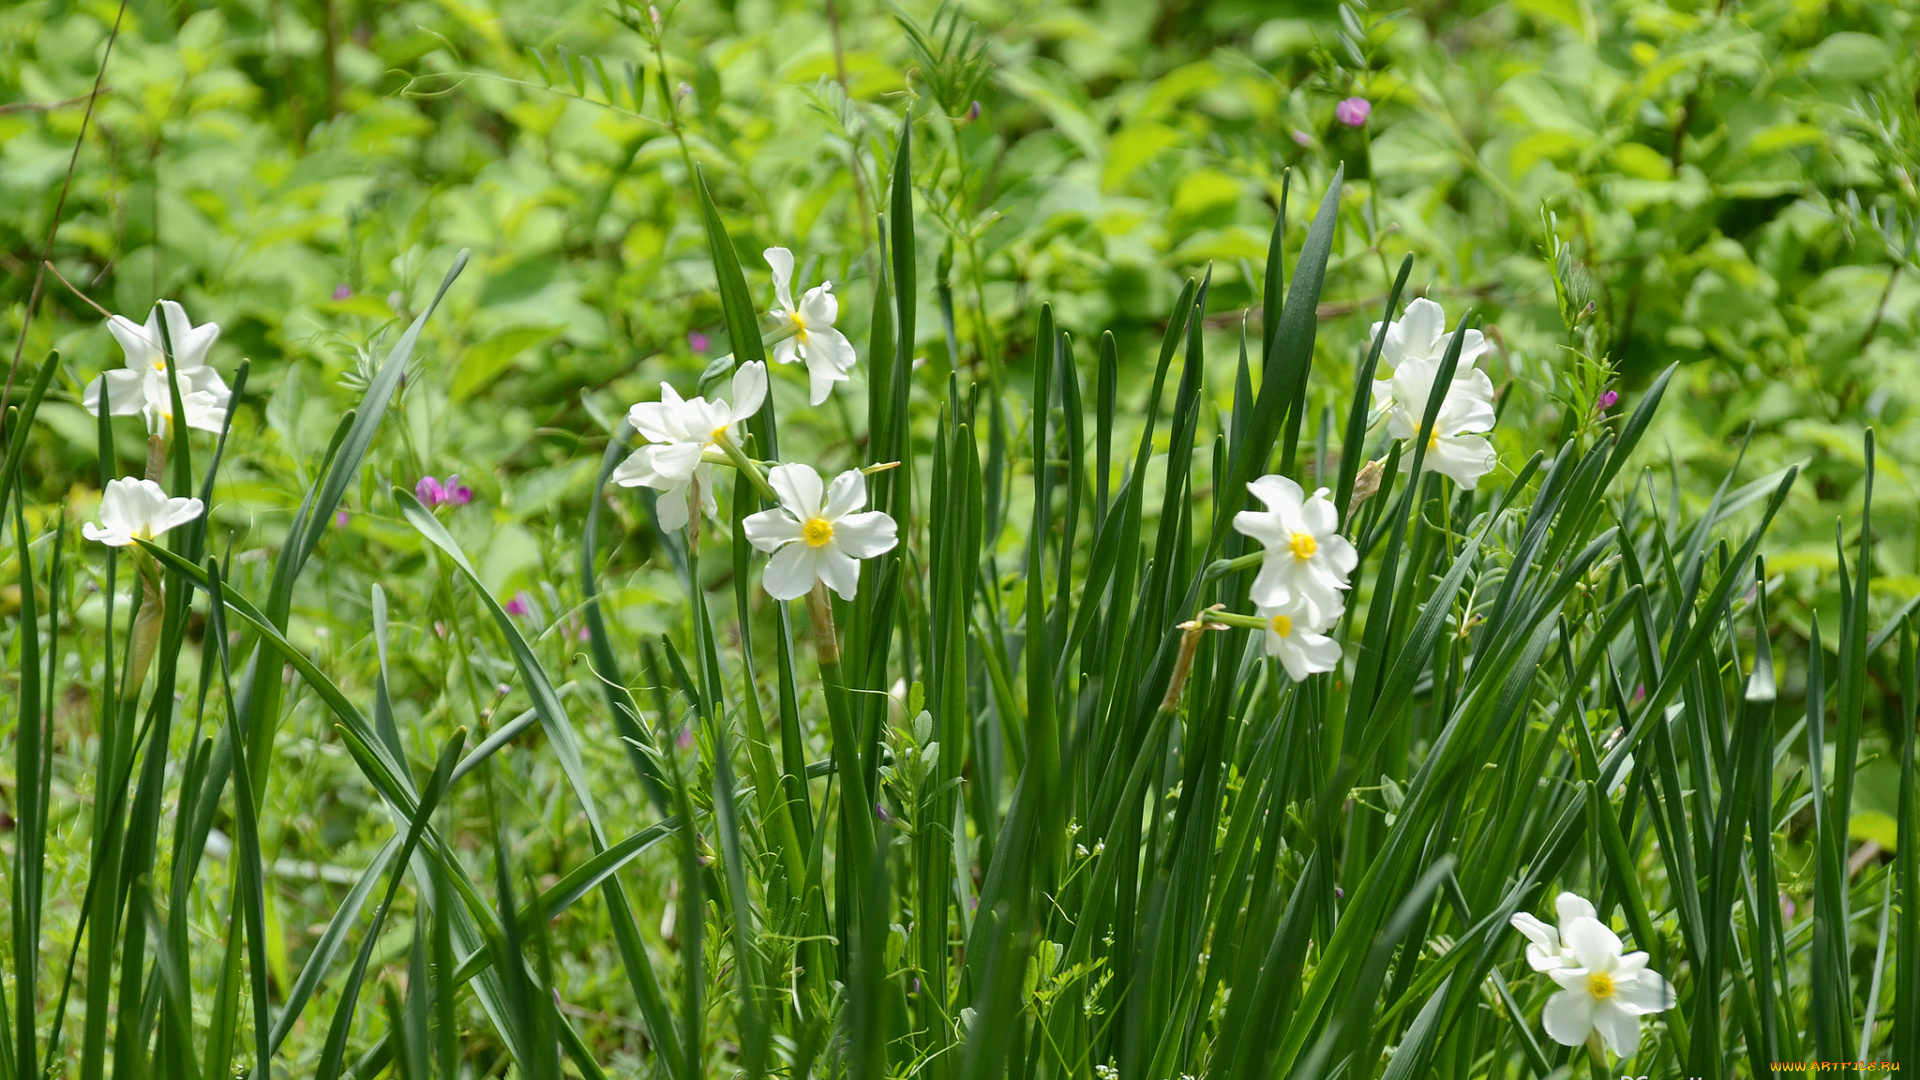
[[4, 0, 1920, 1077]]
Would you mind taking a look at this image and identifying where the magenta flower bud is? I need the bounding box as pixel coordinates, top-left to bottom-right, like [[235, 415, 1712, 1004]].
[[331, 283, 353, 301], [1597, 390, 1619, 411], [688, 330, 711, 353], [505, 590, 532, 617], [1335, 97, 1372, 128], [677, 726, 695, 750], [1290, 129, 1314, 147], [965, 100, 981, 122], [446, 474, 473, 506], [335, 509, 350, 527], [414, 476, 446, 506]]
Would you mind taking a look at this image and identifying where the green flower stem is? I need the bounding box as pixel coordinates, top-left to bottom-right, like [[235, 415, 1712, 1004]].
[[806, 583, 877, 878], [1199, 607, 1267, 632], [1204, 550, 1265, 580], [713, 433, 779, 502], [125, 433, 168, 695]]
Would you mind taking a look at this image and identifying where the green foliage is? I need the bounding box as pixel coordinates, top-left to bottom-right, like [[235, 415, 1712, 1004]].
[[3, 0, 1920, 1077]]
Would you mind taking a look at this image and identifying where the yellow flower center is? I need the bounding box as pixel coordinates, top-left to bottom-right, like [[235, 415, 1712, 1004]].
[[1427, 430, 1441, 451], [802, 516, 835, 548], [1269, 614, 1292, 638], [790, 312, 810, 343], [1289, 532, 1317, 561], [1587, 972, 1616, 999]]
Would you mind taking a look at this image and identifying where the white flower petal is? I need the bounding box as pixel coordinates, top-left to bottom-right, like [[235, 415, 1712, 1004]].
[[730, 361, 768, 421], [824, 469, 867, 519], [1611, 968, 1674, 1015], [646, 441, 707, 484], [1592, 1000, 1643, 1058], [768, 463, 825, 519], [1233, 507, 1287, 548], [1427, 434, 1497, 490], [108, 311, 164, 371], [833, 511, 898, 558], [164, 497, 206, 532], [1554, 893, 1597, 927], [611, 446, 661, 488], [1396, 298, 1446, 357], [82, 523, 128, 546], [772, 336, 803, 368], [84, 368, 150, 418], [816, 547, 861, 600], [1541, 988, 1596, 1048], [1509, 912, 1564, 972], [653, 481, 692, 532], [628, 401, 685, 444], [742, 508, 804, 552], [1563, 916, 1623, 973], [799, 283, 839, 328], [1247, 474, 1305, 515], [765, 247, 796, 312], [159, 300, 220, 369], [762, 542, 819, 600]]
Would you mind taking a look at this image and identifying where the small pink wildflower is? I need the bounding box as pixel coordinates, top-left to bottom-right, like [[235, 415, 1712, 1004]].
[[1597, 389, 1620, 411], [332, 283, 353, 300], [1335, 97, 1372, 127], [505, 591, 533, 617], [688, 330, 711, 353], [335, 510, 350, 527], [445, 474, 473, 506], [415, 476, 447, 505]]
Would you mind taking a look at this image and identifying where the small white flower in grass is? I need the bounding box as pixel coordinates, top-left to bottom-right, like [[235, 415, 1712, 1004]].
[[84, 300, 231, 434], [743, 463, 897, 601], [611, 361, 767, 531], [1256, 592, 1343, 681], [1369, 298, 1498, 490], [765, 247, 857, 405], [1233, 475, 1356, 623], [83, 477, 205, 547], [1509, 892, 1674, 1058]]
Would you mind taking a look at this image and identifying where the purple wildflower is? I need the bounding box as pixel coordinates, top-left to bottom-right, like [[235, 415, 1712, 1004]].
[[875, 801, 893, 824], [415, 476, 447, 506], [1290, 129, 1314, 148], [688, 330, 711, 353], [332, 283, 353, 301], [677, 726, 695, 750], [1597, 389, 1620, 411], [446, 474, 473, 506], [964, 100, 981, 122], [335, 510, 350, 527], [505, 591, 532, 617], [1335, 97, 1371, 128]]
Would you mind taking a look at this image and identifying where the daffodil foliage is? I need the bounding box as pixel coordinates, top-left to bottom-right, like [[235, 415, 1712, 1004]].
[[2, 3, 1919, 1080]]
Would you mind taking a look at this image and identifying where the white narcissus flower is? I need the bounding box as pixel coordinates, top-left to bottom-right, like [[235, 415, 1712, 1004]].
[[1256, 591, 1343, 681], [1369, 297, 1498, 490], [611, 361, 767, 532], [1233, 475, 1356, 624], [1509, 891, 1597, 972], [83, 300, 232, 434], [1509, 893, 1674, 1058], [764, 247, 857, 405], [742, 463, 897, 601], [83, 477, 205, 547]]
